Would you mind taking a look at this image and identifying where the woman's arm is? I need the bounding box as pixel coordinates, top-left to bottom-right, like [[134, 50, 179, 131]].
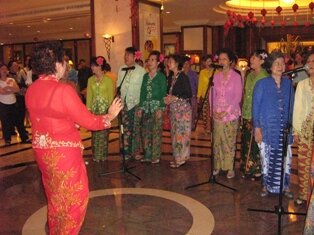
[[63, 84, 122, 130]]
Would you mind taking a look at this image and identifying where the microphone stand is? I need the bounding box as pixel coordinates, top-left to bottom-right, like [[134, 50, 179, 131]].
[[185, 67, 236, 192], [99, 67, 141, 180], [247, 76, 305, 235]]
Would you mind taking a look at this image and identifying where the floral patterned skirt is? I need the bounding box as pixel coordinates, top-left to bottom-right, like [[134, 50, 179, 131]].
[[169, 99, 192, 162], [240, 119, 261, 176], [34, 147, 89, 235]]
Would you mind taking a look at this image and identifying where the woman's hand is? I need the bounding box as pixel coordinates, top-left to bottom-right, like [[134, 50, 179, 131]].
[[254, 128, 263, 143], [107, 97, 123, 121], [164, 95, 176, 105], [293, 134, 300, 144]]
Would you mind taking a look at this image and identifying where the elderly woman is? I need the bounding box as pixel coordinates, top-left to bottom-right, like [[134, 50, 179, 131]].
[[138, 51, 167, 163], [241, 49, 269, 180], [293, 51, 314, 206], [25, 41, 122, 234], [86, 56, 114, 162], [253, 51, 294, 198], [164, 54, 192, 168], [211, 48, 242, 179]]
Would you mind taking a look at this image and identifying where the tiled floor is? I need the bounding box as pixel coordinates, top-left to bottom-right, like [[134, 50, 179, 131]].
[[0, 122, 307, 234]]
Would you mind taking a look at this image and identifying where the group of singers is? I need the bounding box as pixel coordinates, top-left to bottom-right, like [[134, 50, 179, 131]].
[[2, 40, 312, 234]]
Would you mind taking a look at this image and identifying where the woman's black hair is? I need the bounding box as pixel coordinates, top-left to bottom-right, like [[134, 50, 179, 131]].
[[304, 50, 314, 64], [168, 54, 184, 70], [264, 51, 284, 74], [218, 48, 236, 64], [251, 49, 268, 68], [148, 50, 161, 62], [90, 56, 107, 71], [201, 54, 212, 62], [31, 41, 64, 75]]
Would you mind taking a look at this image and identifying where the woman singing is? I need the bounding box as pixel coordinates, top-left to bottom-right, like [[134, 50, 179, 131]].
[[138, 51, 167, 163], [86, 56, 114, 162], [211, 48, 242, 179], [164, 54, 192, 168], [253, 51, 294, 198], [25, 41, 122, 234], [293, 51, 314, 205], [241, 49, 269, 180]]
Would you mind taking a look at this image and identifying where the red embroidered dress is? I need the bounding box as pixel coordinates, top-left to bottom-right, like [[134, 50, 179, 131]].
[[26, 76, 112, 235]]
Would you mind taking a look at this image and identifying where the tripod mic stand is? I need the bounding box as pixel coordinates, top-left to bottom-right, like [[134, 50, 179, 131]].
[[99, 67, 141, 180], [185, 68, 236, 192], [247, 77, 305, 235]]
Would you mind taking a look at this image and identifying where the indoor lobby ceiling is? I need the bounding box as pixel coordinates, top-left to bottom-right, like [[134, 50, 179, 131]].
[[0, 0, 312, 45]]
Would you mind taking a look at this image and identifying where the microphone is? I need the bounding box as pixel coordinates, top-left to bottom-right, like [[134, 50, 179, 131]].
[[209, 64, 223, 69], [283, 64, 309, 75], [122, 66, 136, 71]]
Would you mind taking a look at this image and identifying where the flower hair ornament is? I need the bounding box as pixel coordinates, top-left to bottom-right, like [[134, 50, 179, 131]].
[[96, 57, 104, 66], [135, 51, 142, 60], [213, 54, 219, 62], [159, 54, 165, 63], [259, 52, 268, 60]]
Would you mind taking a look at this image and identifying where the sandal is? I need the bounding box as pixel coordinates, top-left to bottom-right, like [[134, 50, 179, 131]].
[[260, 187, 268, 197], [251, 173, 262, 181], [283, 191, 294, 199], [151, 159, 160, 164], [294, 198, 306, 206], [170, 161, 186, 168]]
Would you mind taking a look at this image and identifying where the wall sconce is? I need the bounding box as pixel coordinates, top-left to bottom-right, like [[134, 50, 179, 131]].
[[102, 34, 114, 61]]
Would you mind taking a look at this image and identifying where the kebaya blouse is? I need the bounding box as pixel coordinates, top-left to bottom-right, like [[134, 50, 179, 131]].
[[197, 68, 214, 99], [242, 69, 268, 120], [139, 71, 167, 114], [210, 69, 243, 123], [26, 76, 112, 149], [293, 78, 314, 136]]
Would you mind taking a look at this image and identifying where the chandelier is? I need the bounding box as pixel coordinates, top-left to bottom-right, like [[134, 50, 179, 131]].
[[213, 0, 314, 35]]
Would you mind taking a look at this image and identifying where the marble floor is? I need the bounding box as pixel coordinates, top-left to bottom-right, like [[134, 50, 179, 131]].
[[0, 121, 308, 235]]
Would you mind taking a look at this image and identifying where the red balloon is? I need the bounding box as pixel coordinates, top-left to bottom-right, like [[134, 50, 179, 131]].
[[270, 19, 275, 26], [261, 8, 267, 16], [309, 2, 314, 10], [305, 21, 311, 27]]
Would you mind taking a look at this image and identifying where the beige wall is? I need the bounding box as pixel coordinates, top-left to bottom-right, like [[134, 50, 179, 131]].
[[183, 27, 203, 51], [207, 27, 212, 54], [93, 0, 132, 74]]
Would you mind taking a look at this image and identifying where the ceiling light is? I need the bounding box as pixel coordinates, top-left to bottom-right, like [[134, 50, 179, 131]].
[[283, 0, 295, 4], [69, 27, 73, 30], [9, 22, 13, 25], [0, 43, 4, 45], [8, 33, 12, 36], [27, 25, 31, 28], [166, 11, 170, 14], [37, 30, 40, 33]]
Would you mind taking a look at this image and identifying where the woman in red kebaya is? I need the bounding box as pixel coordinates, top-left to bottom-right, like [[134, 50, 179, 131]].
[[25, 41, 122, 235]]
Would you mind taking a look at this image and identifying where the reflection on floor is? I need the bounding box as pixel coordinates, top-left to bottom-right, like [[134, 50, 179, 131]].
[[0, 121, 307, 235]]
